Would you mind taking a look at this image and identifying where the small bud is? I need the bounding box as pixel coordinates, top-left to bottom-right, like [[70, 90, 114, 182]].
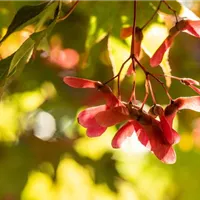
[[148, 104, 164, 118], [164, 101, 178, 117], [135, 27, 143, 42]]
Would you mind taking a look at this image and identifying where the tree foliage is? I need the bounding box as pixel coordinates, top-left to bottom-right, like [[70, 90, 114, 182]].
[[1, 1, 200, 200]]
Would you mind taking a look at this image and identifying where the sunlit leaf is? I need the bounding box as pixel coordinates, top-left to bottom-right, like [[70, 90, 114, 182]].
[[108, 36, 131, 92], [0, 1, 52, 43], [0, 54, 13, 84]]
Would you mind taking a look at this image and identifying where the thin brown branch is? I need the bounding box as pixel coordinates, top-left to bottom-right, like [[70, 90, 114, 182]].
[[131, 0, 137, 56], [141, 0, 162, 30], [141, 79, 149, 110], [129, 72, 136, 103], [117, 57, 131, 99], [57, 0, 79, 22], [162, 0, 178, 23], [133, 56, 172, 101], [147, 78, 157, 104]]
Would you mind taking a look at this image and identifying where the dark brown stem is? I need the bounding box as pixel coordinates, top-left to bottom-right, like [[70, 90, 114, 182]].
[[103, 74, 118, 85], [147, 78, 157, 104], [141, 79, 149, 110], [57, 0, 79, 22], [129, 72, 136, 103], [141, 0, 162, 30], [103, 56, 131, 96], [163, 0, 178, 23], [155, 73, 181, 81], [117, 57, 131, 98], [130, 0, 137, 56], [149, 73, 172, 100], [133, 56, 172, 101]]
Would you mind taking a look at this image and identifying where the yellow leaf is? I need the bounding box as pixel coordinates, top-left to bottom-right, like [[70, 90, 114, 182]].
[[108, 36, 131, 93]]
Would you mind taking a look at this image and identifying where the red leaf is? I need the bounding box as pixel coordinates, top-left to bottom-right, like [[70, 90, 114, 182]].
[[63, 76, 100, 88], [112, 121, 135, 148], [48, 48, 79, 69]]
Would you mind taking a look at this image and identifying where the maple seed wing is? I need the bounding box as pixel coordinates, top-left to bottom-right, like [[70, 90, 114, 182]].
[[78, 105, 107, 128], [176, 96, 200, 111], [150, 31, 178, 67], [112, 121, 134, 148], [184, 20, 200, 37], [95, 107, 129, 127], [63, 76, 99, 88]]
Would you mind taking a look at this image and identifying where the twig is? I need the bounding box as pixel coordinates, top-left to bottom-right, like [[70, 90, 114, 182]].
[[141, 0, 162, 30], [57, 0, 79, 22]]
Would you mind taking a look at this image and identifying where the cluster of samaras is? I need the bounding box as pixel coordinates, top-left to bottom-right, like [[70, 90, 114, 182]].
[[63, 4, 200, 164], [63, 77, 200, 164]]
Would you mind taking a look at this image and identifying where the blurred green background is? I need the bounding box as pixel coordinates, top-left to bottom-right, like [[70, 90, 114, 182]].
[[0, 1, 200, 200]]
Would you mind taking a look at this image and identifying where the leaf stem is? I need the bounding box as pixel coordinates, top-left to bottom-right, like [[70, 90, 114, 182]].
[[129, 72, 136, 103], [147, 78, 157, 104], [141, 0, 162, 30], [141, 79, 149, 110], [130, 0, 137, 57], [57, 0, 79, 22], [134, 56, 172, 101], [103, 56, 131, 98], [117, 57, 131, 99], [162, 0, 178, 23]]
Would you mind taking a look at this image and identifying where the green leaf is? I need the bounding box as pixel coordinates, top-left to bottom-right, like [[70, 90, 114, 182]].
[[0, 1, 56, 43], [9, 39, 35, 75], [0, 1, 61, 82], [0, 1, 61, 92], [0, 54, 14, 84]]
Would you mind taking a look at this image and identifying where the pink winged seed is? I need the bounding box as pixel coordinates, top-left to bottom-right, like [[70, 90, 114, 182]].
[[189, 85, 200, 95], [181, 78, 199, 86], [86, 125, 107, 137], [131, 119, 177, 164], [159, 115, 180, 145], [112, 121, 135, 148], [184, 20, 200, 37], [63, 76, 98, 88], [150, 34, 177, 67], [150, 20, 200, 67], [78, 105, 107, 137], [95, 106, 129, 127], [78, 105, 107, 128], [165, 96, 200, 126]]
